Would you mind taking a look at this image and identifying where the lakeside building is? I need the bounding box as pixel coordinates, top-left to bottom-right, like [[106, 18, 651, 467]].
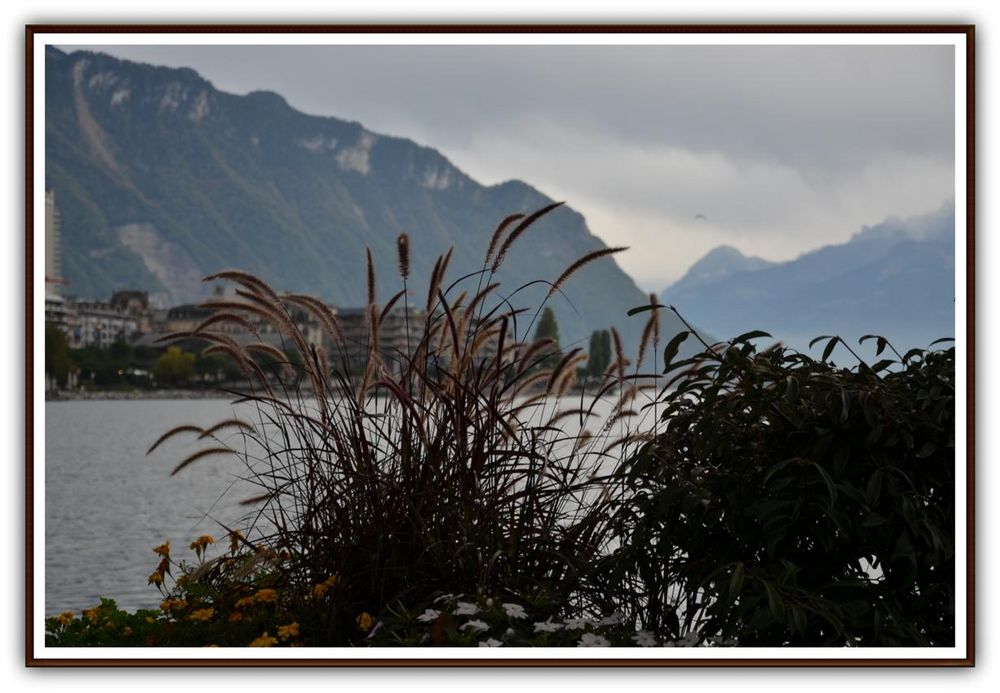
[[67, 299, 140, 349], [334, 306, 425, 373]]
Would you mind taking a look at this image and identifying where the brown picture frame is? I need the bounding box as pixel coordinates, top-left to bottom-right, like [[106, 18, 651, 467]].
[[25, 23, 975, 667]]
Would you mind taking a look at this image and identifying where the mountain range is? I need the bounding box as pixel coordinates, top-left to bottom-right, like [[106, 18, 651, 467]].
[[660, 203, 957, 353], [44, 46, 676, 358]]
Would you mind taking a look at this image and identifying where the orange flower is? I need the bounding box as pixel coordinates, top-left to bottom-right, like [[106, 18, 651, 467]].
[[188, 608, 215, 622], [190, 535, 215, 553], [228, 612, 244, 623], [249, 632, 278, 647], [82, 608, 99, 624], [313, 583, 330, 599], [277, 622, 299, 640], [228, 529, 243, 553], [356, 612, 375, 632], [253, 588, 278, 604], [147, 570, 165, 586], [234, 596, 256, 610], [56, 611, 74, 627], [160, 598, 187, 613], [153, 541, 171, 557]]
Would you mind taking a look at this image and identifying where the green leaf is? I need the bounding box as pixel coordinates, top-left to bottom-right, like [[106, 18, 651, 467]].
[[627, 303, 665, 317], [662, 331, 691, 372], [730, 563, 746, 598], [733, 330, 772, 342], [763, 581, 784, 621], [822, 336, 840, 363]]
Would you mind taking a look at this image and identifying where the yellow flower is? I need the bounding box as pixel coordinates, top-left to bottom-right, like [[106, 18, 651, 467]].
[[234, 596, 256, 610], [228, 529, 243, 553], [122, 626, 133, 637], [356, 612, 375, 632], [188, 608, 215, 622], [313, 575, 339, 599], [228, 612, 244, 623], [153, 541, 171, 557], [253, 588, 278, 604], [160, 598, 187, 613], [82, 608, 99, 624], [249, 632, 278, 647], [56, 611, 74, 627], [145, 616, 155, 624], [190, 535, 215, 553], [277, 622, 299, 640]]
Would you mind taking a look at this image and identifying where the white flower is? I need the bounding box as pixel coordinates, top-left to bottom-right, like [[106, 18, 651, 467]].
[[453, 601, 479, 616], [416, 608, 441, 623], [578, 633, 611, 647], [479, 638, 503, 647], [485, 598, 494, 607], [534, 620, 563, 633], [433, 593, 458, 604], [562, 617, 593, 630], [502, 603, 528, 619], [670, 631, 701, 646], [460, 620, 489, 633], [596, 612, 622, 627], [632, 630, 658, 647]]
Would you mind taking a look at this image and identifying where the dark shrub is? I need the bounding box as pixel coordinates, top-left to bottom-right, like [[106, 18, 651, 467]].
[[602, 327, 955, 646]]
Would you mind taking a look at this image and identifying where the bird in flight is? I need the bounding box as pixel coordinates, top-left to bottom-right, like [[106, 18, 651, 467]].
[[694, 213, 708, 222]]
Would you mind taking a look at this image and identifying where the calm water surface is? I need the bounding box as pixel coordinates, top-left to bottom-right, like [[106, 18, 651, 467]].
[[44, 395, 640, 616], [45, 399, 261, 615]]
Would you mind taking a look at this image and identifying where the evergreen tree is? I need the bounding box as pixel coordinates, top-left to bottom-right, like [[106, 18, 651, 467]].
[[587, 329, 612, 377], [533, 307, 562, 368]]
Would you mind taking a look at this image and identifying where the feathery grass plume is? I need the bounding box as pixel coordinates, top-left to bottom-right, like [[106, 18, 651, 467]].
[[491, 201, 565, 272], [282, 293, 344, 345], [547, 247, 629, 298], [546, 348, 584, 393], [555, 352, 589, 398], [192, 312, 259, 337], [366, 248, 376, 306], [426, 254, 445, 313], [483, 212, 525, 267], [146, 425, 204, 455], [198, 419, 257, 440], [203, 269, 281, 304], [201, 298, 313, 379], [515, 338, 557, 379], [636, 293, 661, 371], [397, 233, 410, 280], [171, 447, 235, 476], [378, 289, 407, 326], [545, 408, 595, 428], [610, 326, 626, 383]]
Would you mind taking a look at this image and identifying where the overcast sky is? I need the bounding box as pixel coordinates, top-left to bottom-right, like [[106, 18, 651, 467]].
[[66, 43, 956, 290]]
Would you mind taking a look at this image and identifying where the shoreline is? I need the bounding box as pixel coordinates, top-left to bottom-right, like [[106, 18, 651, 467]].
[[45, 388, 237, 401]]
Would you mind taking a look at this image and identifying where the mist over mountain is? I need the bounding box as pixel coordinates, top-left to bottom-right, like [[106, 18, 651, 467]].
[[44, 46, 683, 356], [660, 203, 956, 353]]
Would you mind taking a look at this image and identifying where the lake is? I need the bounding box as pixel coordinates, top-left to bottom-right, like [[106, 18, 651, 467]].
[[43, 394, 647, 616], [44, 398, 261, 615]]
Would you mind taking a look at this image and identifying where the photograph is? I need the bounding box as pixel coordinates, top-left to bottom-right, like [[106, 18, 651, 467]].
[[27, 25, 972, 665]]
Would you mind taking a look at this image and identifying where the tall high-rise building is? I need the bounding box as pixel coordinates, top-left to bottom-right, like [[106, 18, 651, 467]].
[[45, 189, 62, 297]]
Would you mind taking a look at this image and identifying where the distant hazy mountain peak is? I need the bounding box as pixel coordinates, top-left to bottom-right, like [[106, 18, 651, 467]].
[[850, 200, 955, 245], [664, 243, 774, 294]]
